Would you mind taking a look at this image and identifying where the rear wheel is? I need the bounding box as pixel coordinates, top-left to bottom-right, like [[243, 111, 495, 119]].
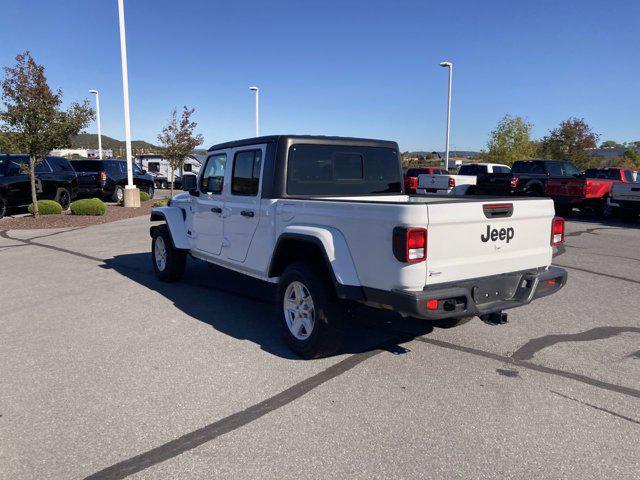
[[277, 262, 345, 359], [555, 204, 572, 216], [152, 224, 186, 282], [55, 188, 71, 211], [112, 185, 125, 203]]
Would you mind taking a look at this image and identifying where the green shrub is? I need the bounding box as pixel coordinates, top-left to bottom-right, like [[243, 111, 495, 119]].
[[28, 200, 63, 215], [152, 199, 167, 207], [70, 198, 107, 216], [140, 191, 151, 201]]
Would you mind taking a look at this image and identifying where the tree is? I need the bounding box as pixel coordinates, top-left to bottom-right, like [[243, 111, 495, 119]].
[[600, 140, 623, 149], [0, 52, 93, 216], [538, 117, 599, 169], [484, 114, 536, 165], [157, 106, 204, 198], [623, 149, 640, 168]]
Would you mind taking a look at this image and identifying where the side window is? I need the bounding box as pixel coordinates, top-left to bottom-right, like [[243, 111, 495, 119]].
[[148, 162, 160, 173], [623, 170, 635, 182], [232, 149, 262, 196], [200, 153, 227, 194], [458, 165, 472, 175], [183, 163, 192, 173], [133, 163, 142, 175], [477, 165, 488, 174], [35, 160, 51, 173]]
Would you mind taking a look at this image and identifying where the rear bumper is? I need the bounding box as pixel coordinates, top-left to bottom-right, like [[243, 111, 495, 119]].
[[361, 266, 567, 320], [78, 186, 109, 196]]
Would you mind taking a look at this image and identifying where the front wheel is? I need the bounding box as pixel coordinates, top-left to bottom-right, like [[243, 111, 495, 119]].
[[55, 188, 71, 211], [152, 224, 186, 282], [277, 262, 345, 359]]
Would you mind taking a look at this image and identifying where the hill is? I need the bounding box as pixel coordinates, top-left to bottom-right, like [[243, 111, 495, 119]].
[[70, 133, 158, 151]]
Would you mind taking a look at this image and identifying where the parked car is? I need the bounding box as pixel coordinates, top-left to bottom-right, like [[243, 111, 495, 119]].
[[0, 154, 78, 218], [458, 163, 511, 176], [545, 167, 638, 216], [404, 167, 448, 193], [150, 135, 567, 358], [609, 173, 640, 222], [70, 159, 155, 202], [416, 163, 510, 195], [472, 159, 581, 197]]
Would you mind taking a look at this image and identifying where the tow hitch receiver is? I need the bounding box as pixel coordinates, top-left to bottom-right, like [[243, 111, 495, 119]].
[[480, 312, 508, 325]]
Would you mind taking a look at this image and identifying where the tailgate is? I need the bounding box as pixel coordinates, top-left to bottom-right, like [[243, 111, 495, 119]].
[[425, 199, 554, 285], [75, 171, 100, 186], [612, 184, 640, 202], [418, 174, 450, 190], [545, 178, 584, 197]]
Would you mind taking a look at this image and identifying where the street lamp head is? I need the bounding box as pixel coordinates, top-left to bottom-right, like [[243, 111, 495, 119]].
[[249, 86, 259, 92], [439, 61, 452, 68], [88, 89, 98, 95]]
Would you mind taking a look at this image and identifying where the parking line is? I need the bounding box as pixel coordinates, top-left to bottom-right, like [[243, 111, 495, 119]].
[[84, 348, 386, 480]]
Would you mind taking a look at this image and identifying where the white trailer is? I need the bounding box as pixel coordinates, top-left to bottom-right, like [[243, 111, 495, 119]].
[[136, 154, 202, 189]]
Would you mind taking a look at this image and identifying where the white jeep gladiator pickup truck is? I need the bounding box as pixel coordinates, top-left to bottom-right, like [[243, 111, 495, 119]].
[[150, 135, 567, 358]]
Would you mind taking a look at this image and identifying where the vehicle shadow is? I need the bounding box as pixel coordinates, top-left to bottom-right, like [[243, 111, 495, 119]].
[[102, 253, 435, 360], [562, 209, 640, 228]]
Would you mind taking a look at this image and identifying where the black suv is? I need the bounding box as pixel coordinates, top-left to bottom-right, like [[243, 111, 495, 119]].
[[0, 154, 78, 218], [70, 159, 155, 202]]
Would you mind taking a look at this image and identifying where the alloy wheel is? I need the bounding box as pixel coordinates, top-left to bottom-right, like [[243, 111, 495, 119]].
[[283, 281, 315, 340]]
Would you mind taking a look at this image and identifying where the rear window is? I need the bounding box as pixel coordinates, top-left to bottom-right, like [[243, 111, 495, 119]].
[[287, 144, 401, 196], [493, 166, 511, 174], [624, 170, 639, 182], [71, 161, 103, 172]]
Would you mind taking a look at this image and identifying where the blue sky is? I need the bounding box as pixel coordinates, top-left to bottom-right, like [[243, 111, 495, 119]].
[[1, 0, 638, 151]]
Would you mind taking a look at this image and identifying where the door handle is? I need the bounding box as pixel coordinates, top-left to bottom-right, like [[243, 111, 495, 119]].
[[211, 207, 222, 213], [240, 210, 255, 218]]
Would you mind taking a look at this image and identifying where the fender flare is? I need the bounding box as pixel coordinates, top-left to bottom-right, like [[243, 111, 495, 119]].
[[269, 225, 364, 300], [150, 206, 190, 250]]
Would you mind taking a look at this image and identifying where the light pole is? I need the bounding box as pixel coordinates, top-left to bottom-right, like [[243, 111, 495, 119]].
[[249, 86, 259, 137], [440, 61, 453, 169], [88, 90, 102, 159], [117, 0, 139, 207]]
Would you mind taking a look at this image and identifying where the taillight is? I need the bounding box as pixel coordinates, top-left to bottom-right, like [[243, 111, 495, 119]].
[[551, 217, 565, 246], [510, 177, 519, 188], [410, 177, 418, 190], [99, 171, 107, 183], [393, 227, 427, 263], [448, 177, 456, 188]]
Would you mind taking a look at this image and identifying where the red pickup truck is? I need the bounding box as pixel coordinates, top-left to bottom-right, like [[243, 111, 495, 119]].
[[545, 167, 638, 216], [404, 167, 448, 193]]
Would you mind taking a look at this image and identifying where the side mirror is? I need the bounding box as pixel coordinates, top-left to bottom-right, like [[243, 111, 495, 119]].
[[182, 173, 198, 192]]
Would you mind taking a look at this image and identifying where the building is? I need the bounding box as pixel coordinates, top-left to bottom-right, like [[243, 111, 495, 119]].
[[50, 148, 113, 158]]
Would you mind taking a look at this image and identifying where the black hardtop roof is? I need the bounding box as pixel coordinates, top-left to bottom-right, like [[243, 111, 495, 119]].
[[207, 135, 398, 152]]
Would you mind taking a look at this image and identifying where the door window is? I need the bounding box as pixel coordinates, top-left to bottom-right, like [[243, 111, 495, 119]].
[[231, 150, 262, 196], [200, 153, 227, 194]]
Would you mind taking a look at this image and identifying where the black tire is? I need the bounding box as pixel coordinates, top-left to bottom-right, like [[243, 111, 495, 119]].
[[465, 185, 478, 196], [112, 185, 125, 203], [276, 262, 345, 359], [598, 198, 613, 219], [55, 188, 71, 211], [432, 316, 474, 329], [555, 204, 572, 216], [620, 209, 638, 223], [161, 180, 168, 189], [151, 224, 186, 282], [526, 184, 543, 197], [0, 195, 7, 219]]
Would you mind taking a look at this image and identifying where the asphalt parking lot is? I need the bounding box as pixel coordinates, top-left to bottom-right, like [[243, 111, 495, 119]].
[[1, 215, 638, 479]]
